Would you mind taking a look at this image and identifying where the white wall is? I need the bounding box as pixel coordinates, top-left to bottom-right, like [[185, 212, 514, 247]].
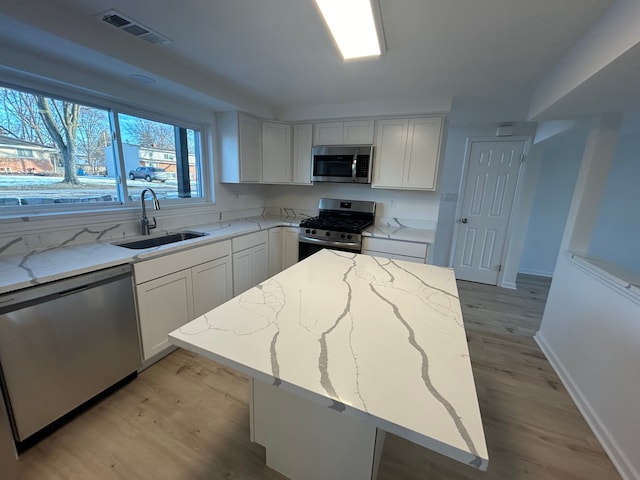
[[589, 130, 640, 274], [519, 132, 585, 276], [536, 254, 640, 480]]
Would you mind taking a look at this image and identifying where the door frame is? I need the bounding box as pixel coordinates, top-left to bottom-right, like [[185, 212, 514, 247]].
[[449, 136, 532, 288]]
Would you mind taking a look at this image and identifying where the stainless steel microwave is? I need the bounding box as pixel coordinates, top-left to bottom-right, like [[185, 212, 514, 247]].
[[312, 145, 374, 183]]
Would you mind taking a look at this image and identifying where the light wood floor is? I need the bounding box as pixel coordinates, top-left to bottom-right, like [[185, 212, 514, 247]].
[[13, 275, 621, 479]]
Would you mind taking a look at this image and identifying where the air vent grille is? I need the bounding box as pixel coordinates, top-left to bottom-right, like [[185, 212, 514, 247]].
[[98, 9, 172, 45]]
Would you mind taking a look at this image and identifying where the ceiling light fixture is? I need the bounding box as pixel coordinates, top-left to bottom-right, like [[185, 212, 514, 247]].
[[315, 0, 383, 60]]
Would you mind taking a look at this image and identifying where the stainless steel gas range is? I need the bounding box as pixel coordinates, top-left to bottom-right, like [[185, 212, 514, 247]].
[[298, 198, 376, 261]]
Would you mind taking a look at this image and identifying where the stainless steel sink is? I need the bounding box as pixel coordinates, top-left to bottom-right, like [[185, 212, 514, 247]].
[[113, 231, 208, 249]]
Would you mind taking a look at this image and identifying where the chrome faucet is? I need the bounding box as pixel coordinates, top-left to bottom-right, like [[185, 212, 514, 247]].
[[140, 188, 160, 235]]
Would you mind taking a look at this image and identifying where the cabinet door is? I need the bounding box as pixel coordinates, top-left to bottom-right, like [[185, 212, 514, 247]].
[[282, 227, 299, 270], [137, 270, 194, 361], [292, 124, 313, 184], [262, 122, 292, 184], [403, 117, 443, 190], [192, 256, 233, 318], [252, 243, 269, 286], [313, 122, 343, 145], [239, 113, 261, 182], [233, 249, 252, 297], [343, 120, 374, 144], [268, 227, 283, 277], [372, 118, 409, 188]]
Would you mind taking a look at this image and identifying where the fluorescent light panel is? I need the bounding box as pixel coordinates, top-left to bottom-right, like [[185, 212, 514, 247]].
[[315, 0, 381, 59]]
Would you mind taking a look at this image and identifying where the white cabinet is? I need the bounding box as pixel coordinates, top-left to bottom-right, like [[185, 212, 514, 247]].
[[268, 227, 299, 277], [372, 116, 444, 191], [292, 124, 313, 184], [134, 241, 232, 362], [313, 120, 374, 145], [268, 227, 282, 277], [192, 256, 233, 318], [282, 227, 299, 270], [262, 122, 292, 184], [362, 237, 429, 264], [217, 111, 262, 183], [137, 270, 194, 362], [232, 230, 269, 296], [343, 120, 375, 144]]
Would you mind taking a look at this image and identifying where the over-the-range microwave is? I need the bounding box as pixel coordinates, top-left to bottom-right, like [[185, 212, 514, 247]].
[[311, 145, 374, 184]]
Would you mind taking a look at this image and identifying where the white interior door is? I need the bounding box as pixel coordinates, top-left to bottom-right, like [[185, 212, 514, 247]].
[[453, 139, 526, 285]]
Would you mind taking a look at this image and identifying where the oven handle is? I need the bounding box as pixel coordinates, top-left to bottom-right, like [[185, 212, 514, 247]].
[[299, 235, 360, 250]]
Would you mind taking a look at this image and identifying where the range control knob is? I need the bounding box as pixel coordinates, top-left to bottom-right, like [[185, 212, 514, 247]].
[[340, 234, 346, 239], [305, 229, 311, 234], [325, 231, 331, 237], [347, 234, 352, 240], [311, 230, 316, 234]]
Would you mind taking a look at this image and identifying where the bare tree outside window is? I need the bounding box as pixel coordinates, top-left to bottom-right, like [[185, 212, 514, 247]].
[[35, 96, 80, 184], [124, 117, 174, 149]]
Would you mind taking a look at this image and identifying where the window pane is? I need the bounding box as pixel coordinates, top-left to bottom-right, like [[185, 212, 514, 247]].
[[0, 86, 118, 207], [118, 113, 202, 201]]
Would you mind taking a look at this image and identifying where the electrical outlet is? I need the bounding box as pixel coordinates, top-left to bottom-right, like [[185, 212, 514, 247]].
[[389, 199, 397, 207], [232, 191, 239, 200], [442, 192, 458, 202]]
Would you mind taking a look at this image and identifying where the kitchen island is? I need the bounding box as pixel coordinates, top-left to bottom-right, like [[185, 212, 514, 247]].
[[169, 249, 487, 479]]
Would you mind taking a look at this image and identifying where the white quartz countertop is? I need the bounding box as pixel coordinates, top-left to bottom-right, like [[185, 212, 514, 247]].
[[0, 215, 435, 295], [0, 217, 296, 295], [169, 249, 488, 470]]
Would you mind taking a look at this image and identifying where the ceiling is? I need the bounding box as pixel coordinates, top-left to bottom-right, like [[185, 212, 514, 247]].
[[0, 0, 631, 122]]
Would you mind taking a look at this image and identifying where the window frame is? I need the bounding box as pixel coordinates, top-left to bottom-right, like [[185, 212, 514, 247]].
[[0, 80, 212, 219]]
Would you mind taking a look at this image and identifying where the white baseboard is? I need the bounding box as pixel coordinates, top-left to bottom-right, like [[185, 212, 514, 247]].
[[534, 333, 639, 480], [500, 280, 517, 290], [518, 267, 553, 277]]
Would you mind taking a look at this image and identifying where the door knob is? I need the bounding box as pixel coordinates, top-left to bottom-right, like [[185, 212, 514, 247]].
[[460, 218, 468, 224]]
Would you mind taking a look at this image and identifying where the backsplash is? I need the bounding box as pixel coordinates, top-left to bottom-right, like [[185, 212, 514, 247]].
[[0, 206, 434, 258], [0, 206, 318, 257]]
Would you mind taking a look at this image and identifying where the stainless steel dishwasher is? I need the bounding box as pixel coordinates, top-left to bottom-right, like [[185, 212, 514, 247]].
[[0, 264, 141, 444]]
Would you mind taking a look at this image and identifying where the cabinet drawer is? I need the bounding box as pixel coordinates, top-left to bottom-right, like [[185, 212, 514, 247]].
[[134, 240, 231, 284], [232, 230, 268, 252], [362, 237, 427, 259]]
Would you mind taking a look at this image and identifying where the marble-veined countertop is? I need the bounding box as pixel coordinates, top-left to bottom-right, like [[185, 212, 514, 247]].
[[0, 215, 436, 295], [169, 249, 488, 470]]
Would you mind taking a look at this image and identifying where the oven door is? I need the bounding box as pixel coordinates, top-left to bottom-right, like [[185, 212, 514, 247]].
[[298, 236, 361, 261]]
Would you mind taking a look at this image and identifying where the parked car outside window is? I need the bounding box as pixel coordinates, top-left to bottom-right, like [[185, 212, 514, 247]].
[[128, 166, 168, 182]]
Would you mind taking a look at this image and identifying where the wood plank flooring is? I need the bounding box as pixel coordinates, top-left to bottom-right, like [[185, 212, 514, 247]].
[[13, 274, 621, 479]]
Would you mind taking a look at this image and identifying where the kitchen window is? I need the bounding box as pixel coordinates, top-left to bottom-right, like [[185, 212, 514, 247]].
[[0, 84, 205, 210]]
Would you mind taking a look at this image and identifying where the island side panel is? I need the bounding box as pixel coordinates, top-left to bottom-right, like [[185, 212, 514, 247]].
[[252, 378, 382, 480]]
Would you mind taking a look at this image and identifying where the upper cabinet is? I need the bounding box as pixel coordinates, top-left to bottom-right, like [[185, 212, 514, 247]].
[[217, 111, 444, 190], [292, 124, 313, 184], [217, 112, 261, 183], [313, 120, 374, 145], [261, 121, 292, 184], [372, 116, 444, 191]]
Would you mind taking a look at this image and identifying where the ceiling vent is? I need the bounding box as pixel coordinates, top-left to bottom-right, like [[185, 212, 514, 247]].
[[98, 9, 172, 45]]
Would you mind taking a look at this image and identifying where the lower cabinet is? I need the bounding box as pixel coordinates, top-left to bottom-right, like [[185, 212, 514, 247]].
[[232, 230, 269, 296], [268, 226, 299, 277], [282, 227, 299, 270], [134, 240, 232, 362], [362, 237, 429, 264], [268, 227, 282, 277]]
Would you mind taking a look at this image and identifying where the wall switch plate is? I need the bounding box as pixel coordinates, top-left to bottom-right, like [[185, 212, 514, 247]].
[[442, 192, 458, 202]]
